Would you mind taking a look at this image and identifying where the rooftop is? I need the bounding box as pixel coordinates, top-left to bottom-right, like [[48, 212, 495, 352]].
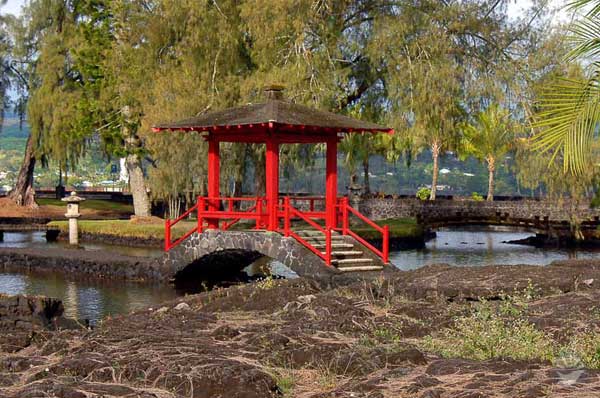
[[152, 87, 393, 135]]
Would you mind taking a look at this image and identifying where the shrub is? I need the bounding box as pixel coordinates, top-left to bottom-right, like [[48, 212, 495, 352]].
[[561, 331, 600, 369], [471, 192, 484, 201], [416, 187, 431, 200], [422, 301, 554, 362]]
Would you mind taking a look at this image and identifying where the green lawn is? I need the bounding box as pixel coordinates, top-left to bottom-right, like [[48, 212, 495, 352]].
[[351, 217, 423, 240], [39, 198, 133, 213], [47, 217, 422, 241], [47, 219, 196, 240]]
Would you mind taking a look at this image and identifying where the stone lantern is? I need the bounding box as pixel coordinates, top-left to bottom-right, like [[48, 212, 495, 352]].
[[347, 175, 363, 208], [62, 191, 85, 245]]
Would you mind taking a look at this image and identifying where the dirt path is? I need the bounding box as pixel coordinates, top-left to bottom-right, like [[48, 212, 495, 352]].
[[2, 261, 600, 397]]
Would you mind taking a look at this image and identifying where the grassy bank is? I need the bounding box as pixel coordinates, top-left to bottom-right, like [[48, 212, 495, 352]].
[[47, 217, 423, 242], [351, 217, 423, 240], [47, 219, 195, 240]]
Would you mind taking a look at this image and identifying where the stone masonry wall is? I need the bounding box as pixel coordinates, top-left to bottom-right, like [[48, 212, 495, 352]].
[[359, 198, 600, 222], [160, 230, 339, 281]]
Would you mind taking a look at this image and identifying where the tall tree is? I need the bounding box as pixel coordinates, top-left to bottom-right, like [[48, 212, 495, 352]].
[[371, 0, 555, 199], [460, 104, 515, 201]]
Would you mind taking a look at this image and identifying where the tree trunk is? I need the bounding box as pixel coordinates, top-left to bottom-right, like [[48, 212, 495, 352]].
[[126, 153, 151, 217], [430, 140, 440, 201], [486, 156, 495, 201], [362, 158, 370, 195], [9, 135, 37, 208], [122, 106, 151, 217]]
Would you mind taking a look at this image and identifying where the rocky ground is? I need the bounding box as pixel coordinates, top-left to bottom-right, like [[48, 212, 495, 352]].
[[3, 261, 600, 397]]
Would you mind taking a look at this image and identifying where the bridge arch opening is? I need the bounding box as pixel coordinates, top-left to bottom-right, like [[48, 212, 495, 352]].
[[172, 249, 296, 294]]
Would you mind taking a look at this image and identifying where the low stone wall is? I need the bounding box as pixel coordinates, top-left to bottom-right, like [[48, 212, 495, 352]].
[[0, 248, 162, 281], [358, 198, 600, 222], [0, 294, 63, 330]]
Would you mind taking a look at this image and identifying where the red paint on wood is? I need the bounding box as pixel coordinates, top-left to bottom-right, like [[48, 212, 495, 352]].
[[207, 137, 220, 228], [265, 138, 279, 230], [325, 138, 338, 229]]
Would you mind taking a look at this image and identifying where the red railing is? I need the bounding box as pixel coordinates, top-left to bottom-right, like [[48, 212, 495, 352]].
[[338, 197, 389, 263], [164, 197, 266, 251], [282, 197, 332, 265], [164, 202, 200, 251], [164, 195, 389, 265], [280, 196, 325, 211]]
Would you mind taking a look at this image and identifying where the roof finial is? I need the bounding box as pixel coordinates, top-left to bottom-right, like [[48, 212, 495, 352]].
[[264, 84, 285, 101]]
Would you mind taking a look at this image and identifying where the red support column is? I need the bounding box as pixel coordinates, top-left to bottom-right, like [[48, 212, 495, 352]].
[[326, 137, 338, 229], [207, 137, 220, 229], [265, 138, 279, 231]]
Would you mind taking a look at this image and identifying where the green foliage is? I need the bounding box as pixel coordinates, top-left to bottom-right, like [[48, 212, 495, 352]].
[[353, 217, 422, 240], [272, 369, 295, 397], [531, 1, 600, 174], [416, 187, 431, 201], [255, 275, 276, 290], [471, 192, 484, 201], [591, 189, 600, 208], [47, 219, 195, 240], [562, 330, 600, 369], [460, 105, 515, 163], [422, 299, 554, 362], [8, 0, 570, 205]]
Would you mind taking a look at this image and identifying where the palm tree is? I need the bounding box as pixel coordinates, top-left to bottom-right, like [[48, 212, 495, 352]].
[[339, 133, 372, 194], [461, 104, 514, 201], [531, 0, 600, 174]]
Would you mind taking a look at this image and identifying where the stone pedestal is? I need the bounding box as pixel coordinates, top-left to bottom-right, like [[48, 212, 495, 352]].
[[62, 192, 85, 245]]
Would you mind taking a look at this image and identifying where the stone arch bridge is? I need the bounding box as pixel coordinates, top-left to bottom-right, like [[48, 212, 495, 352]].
[[358, 198, 600, 235], [157, 230, 394, 286]]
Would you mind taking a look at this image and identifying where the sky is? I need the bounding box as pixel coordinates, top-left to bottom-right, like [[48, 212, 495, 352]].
[[2, 0, 24, 17]]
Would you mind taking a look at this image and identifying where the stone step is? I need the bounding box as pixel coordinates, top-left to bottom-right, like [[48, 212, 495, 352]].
[[313, 243, 354, 250], [337, 265, 384, 272], [322, 250, 364, 257], [297, 230, 340, 236], [331, 258, 374, 266], [301, 236, 346, 243]]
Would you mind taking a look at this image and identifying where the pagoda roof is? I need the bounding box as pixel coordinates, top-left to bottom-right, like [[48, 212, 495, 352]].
[[152, 98, 393, 135]]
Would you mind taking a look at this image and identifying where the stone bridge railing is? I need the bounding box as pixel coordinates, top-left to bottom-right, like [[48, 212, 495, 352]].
[[357, 198, 600, 225]]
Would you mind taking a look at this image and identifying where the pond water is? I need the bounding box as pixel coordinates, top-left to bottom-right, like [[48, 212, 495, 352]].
[[390, 226, 600, 271], [0, 228, 598, 322]]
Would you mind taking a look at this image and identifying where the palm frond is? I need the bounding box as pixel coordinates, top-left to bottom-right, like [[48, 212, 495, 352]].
[[531, 77, 600, 174], [567, 15, 600, 61], [568, 0, 600, 17]]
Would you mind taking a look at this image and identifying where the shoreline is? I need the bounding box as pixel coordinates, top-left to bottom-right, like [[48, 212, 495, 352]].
[[504, 233, 600, 249], [0, 247, 162, 282]]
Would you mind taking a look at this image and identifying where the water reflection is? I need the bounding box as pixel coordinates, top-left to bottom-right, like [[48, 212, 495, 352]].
[[0, 272, 178, 323], [391, 226, 600, 271], [0, 231, 163, 258], [0, 231, 296, 322]]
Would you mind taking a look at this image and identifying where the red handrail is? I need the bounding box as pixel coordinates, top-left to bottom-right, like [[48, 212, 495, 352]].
[[221, 204, 258, 230], [165, 202, 199, 251], [165, 196, 266, 251], [283, 197, 332, 265], [165, 195, 389, 266], [338, 197, 389, 263]]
